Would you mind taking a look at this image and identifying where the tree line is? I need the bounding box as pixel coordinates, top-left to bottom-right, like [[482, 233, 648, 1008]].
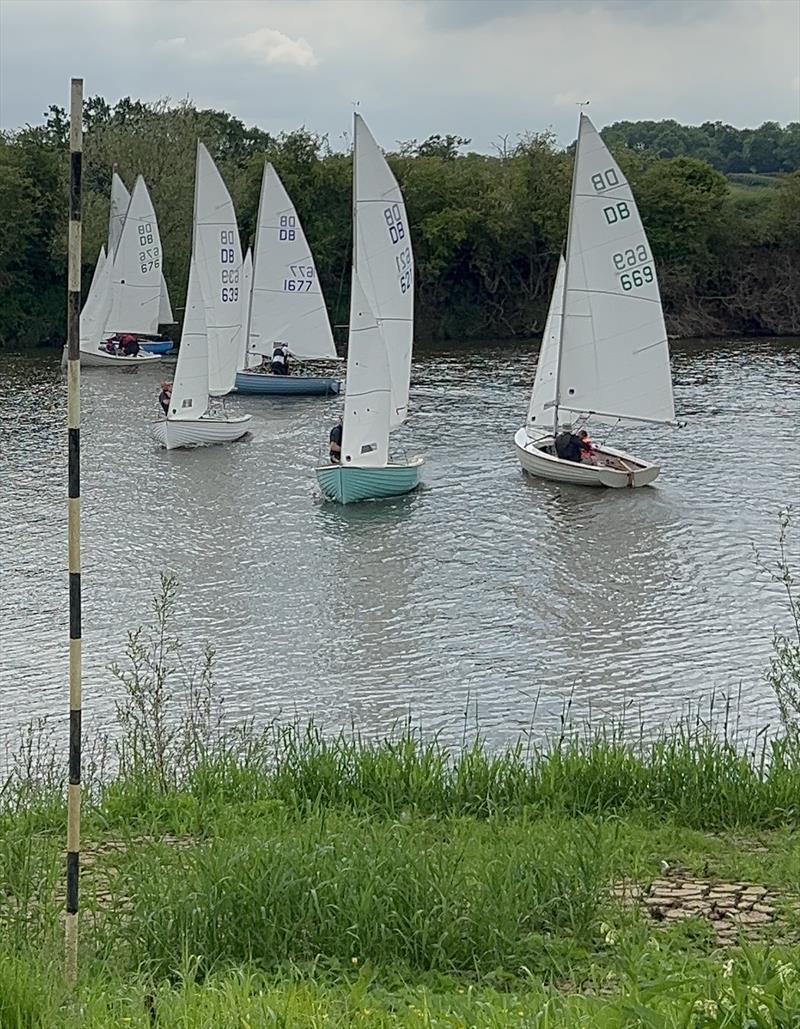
[[0, 98, 798, 349]]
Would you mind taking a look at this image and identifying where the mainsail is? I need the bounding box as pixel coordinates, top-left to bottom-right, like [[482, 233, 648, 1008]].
[[352, 114, 414, 428], [193, 143, 244, 396], [104, 176, 163, 336], [248, 163, 336, 362], [555, 114, 675, 427]]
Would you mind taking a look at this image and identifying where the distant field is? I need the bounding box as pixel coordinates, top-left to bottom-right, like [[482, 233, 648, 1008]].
[[726, 172, 782, 189]]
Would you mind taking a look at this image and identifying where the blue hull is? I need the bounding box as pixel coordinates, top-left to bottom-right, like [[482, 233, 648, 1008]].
[[141, 340, 175, 354], [236, 371, 340, 396], [316, 461, 423, 504]]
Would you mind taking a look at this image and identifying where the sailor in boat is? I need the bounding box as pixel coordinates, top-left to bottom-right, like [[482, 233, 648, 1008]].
[[158, 381, 172, 415], [329, 416, 343, 463], [554, 428, 583, 463], [270, 342, 292, 376], [578, 430, 597, 465]]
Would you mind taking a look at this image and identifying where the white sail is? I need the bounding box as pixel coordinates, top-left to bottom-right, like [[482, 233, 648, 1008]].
[[108, 172, 130, 258], [168, 258, 209, 420], [353, 114, 414, 427], [193, 142, 244, 396], [341, 271, 392, 467], [79, 247, 113, 353], [556, 114, 674, 426], [104, 176, 163, 336], [158, 274, 174, 324], [240, 247, 259, 369], [527, 255, 566, 431], [248, 163, 336, 361]]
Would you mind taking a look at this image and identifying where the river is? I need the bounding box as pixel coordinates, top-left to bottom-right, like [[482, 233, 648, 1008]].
[[1, 339, 798, 750]]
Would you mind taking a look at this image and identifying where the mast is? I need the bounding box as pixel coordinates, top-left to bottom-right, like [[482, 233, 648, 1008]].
[[351, 113, 358, 278], [343, 112, 358, 440], [552, 110, 585, 439]]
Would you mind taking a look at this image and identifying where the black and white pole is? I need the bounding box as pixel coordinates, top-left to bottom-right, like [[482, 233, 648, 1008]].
[[65, 75, 83, 987]]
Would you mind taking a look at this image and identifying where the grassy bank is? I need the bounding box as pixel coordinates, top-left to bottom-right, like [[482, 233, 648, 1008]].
[[2, 567, 799, 1028], [3, 721, 799, 1027]]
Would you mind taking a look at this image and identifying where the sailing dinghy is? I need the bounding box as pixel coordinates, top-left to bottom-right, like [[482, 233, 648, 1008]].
[[236, 163, 341, 396], [109, 170, 175, 353], [74, 175, 163, 367], [316, 114, 422, 504], [515, 113, 675, 488], [153, 143, 251, 449]]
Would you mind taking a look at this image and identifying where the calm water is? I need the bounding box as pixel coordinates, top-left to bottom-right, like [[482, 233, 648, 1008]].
[[1, 340, 799, 749]]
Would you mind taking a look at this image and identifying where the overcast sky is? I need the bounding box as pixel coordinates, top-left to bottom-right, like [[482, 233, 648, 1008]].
[[1, 0, 798, 151]]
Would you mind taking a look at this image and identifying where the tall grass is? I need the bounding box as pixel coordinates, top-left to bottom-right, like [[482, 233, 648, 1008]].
[[103, 811, 610, 980]]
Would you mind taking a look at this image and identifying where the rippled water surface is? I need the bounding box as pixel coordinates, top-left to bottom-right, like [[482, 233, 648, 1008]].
[[2, 339, 799, 748]]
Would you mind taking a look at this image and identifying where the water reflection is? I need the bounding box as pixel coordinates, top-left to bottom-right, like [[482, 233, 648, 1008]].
[[1, 338, 798, 749]]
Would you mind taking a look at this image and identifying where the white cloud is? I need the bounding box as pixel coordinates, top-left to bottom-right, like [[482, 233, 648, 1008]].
[[233, 27, 317, 68], [0, 0, 797, 146]]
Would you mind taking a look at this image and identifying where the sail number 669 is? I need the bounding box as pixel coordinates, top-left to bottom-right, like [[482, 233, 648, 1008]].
[[619, 266, 654, 291]]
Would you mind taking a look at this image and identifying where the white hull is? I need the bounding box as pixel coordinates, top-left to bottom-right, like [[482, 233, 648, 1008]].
[[514, 427, 660, 488], [68, 347, 161, 369], [152, 414, 252, 450]]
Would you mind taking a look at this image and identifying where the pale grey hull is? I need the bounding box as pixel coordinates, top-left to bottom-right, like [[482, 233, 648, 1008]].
[[514, 427, 660, 488], [65, 346, 161, 369], [152, 414, 252, 450]]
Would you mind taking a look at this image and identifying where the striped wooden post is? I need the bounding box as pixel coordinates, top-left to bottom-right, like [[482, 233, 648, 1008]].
[[65, 75, 83, 988]]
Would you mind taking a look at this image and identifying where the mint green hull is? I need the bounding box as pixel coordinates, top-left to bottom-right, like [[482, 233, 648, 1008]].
[[315, 461, 423, 504]]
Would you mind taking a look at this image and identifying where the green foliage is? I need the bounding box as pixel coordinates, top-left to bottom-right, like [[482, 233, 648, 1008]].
[[0, 101, 799, 347], [602, 119, 800, 175]]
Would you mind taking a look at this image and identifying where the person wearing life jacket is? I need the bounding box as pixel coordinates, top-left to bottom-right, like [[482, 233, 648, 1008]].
[[578, 429, 596, 464], [270, 342, 291, 375]]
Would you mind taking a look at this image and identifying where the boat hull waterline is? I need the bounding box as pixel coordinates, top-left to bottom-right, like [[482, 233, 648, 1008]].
[[235, 371, 340, 396], [514, 428, 660, 488], [152, 414, 253, 450], [315, 458, 424, 504]]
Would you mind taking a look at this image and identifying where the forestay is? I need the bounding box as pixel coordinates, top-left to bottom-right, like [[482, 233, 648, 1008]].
[[193, 142, 244, 396], [557, 114, 675, 426], [104, 176, 163, 336], [79, 247, 112, 352], [341, 272, 391, 467], [108, 172, 130, 258], [527, 255, 566, 431], [169, 258, 209, 419], [248, 163, 336, 362], [353, 114, 414, 428]]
